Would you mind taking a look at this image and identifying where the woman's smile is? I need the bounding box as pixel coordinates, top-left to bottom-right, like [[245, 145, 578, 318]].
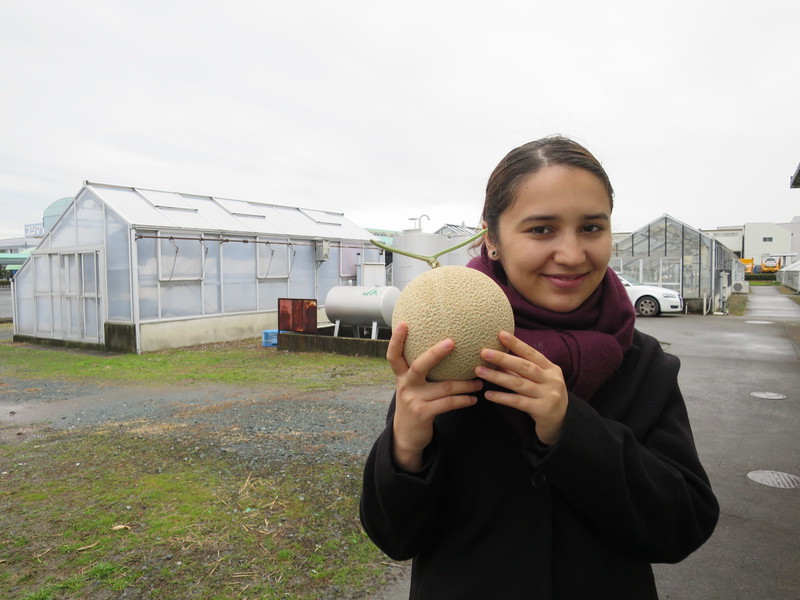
[[541, 272, 591, 289]]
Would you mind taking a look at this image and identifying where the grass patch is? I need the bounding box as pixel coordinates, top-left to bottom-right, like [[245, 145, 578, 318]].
[[0, 431, 392, 599], [0, 331, 400, 598], [0, 335, 390, 391], [726, 293, 748, 316], [778, 285, 800, 307], [748, 280, 780, 286]]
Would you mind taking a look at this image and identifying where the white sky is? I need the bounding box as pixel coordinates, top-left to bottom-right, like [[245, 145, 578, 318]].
[[1, 0, 798, 240]]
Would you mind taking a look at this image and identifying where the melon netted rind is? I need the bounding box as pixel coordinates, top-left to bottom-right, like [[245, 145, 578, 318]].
[[391, 265, 515, 381]]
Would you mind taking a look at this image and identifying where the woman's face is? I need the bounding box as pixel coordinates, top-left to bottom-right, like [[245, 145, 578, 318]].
[[485, 165, 613, 313]]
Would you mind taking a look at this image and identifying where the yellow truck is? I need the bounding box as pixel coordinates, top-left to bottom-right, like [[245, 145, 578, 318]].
[[739, 258, 754, 274], [760, 256, 782, 273]]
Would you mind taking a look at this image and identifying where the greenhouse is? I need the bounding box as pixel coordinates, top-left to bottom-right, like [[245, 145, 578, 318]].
[[12, 182, 382, 353], [777, 260, 800, 292], [611, 214, 744, 314]]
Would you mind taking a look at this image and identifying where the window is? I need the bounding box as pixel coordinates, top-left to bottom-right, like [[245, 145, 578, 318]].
[[158, 232, 204, 280], [763, 237, 773, 242]]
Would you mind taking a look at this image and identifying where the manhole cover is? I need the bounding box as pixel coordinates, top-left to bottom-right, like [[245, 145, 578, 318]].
[[747, 471, 800, 489], [750, 392, 787, 400]]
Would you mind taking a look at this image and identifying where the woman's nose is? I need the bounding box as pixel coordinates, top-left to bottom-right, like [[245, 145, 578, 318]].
[[553, 234, 585, 265]]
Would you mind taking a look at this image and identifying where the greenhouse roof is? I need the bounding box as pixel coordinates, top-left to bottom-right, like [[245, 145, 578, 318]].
[[615, 213, 713, 241], [82, 181, 374, 241]]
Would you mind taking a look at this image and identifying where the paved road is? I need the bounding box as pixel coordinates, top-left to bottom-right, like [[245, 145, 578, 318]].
[[374, 286, 800, 600]]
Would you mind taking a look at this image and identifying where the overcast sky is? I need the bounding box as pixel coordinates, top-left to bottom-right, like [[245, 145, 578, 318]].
[[2, 1, 798, 241]]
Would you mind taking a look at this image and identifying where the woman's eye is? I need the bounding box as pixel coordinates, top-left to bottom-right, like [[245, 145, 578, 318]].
[[583, 224, 605, 233], [529, 226, 552, 235]]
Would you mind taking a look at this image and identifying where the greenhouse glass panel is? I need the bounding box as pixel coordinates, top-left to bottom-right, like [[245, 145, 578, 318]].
[[641, 257, 661, 284], [60, 254, 75, 295], [82, 253, 97, 295], [34, 256, 50, 293], [52, 295, 62, 335], [258, 279, 288, 311], [84, 297, 99, 339], [222, 237, 257, 313], [76, 194, 104, 246], [666, 220, 683, 257], [51, 205, 77, 248], [106, 210, 131, 321], [159, 208, 215, 230], [682, 256, 700, 299], [50, 255, 60, 294], [258, 238, 290, 278], [614, 235, 633, 257], [700, 236, 712, 297], [341, 244, 361, 277], [661, 257, 682, 289], [64, 297, 80, 339], [191, 197, 251, 231], [136, 232, 159, 320], [317, 246, 341, 295], [649, 218, 666, 256], [36, 296, 52, 333], [261, 205, 314, 236], [203, 236, 221, 315], [14, 267, 35, 334], [617, 257, 644, 281], [682, 228, 700, 299], [301, 208, 344, 225], [217, 198, 264, 217], [98, 187, 173, 228], [162, 281, 202, 318], [138, 189, 194, 210], [633, 231, 649, 255], [290, 242, 315, 298], [159, 232, 203, 280]]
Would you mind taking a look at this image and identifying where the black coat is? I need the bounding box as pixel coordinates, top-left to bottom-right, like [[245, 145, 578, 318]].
[[360, 330, 719, 599]]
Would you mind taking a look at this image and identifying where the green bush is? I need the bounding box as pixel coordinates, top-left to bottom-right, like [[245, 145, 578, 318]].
[[745, 273, 776, 282]]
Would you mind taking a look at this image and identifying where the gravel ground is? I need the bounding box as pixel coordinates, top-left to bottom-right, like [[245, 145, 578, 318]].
[[0, 377, 396, 465], [0, 372, 415, 598]]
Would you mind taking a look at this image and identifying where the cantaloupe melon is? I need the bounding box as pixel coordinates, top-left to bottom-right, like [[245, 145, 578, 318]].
[[391, 265, 515, 381]]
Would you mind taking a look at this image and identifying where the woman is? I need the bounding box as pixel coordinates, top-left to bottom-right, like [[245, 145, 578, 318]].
[[360, 136, 718, 599]]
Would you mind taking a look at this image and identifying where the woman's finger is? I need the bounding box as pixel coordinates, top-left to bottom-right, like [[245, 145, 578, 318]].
[[386, 322, 410, 375], [405, 337, 456, 381], [498, 331, 552, 364], [479, 347, 541, 383]]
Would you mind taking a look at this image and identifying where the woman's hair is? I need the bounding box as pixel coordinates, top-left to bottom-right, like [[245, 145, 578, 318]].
[[481, 136, 614, 239]]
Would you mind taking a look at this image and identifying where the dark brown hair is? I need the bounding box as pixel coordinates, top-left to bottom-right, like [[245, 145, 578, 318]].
[[481, 136, 614, 240]]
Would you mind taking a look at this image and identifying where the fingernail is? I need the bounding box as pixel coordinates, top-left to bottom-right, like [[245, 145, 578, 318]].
[[440, 338, 454, 350], [483, 349, 495, 359]]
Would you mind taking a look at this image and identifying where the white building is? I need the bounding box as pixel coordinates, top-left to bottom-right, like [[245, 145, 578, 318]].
[[703, 226, 743, 256], [12, 182, 382, 353], [743, 222, 794, 265]]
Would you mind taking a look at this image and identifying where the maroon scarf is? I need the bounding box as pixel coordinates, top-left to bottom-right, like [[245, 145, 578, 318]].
[[467, 248, 635, 401]]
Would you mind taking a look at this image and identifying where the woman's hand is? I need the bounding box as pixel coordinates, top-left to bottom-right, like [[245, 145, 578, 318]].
[[388, 322, 483, 471], [476, 331, 568, 446]]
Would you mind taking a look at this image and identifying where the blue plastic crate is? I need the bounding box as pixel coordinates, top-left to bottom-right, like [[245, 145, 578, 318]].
[[262, 330, 278, 347]]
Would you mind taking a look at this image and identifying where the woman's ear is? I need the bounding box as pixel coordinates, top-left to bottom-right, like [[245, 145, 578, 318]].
[[481, 222, 500, 261]]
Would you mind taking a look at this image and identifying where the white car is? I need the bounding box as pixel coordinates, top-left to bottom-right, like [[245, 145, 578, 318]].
[[614, 273, 683, 317]]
